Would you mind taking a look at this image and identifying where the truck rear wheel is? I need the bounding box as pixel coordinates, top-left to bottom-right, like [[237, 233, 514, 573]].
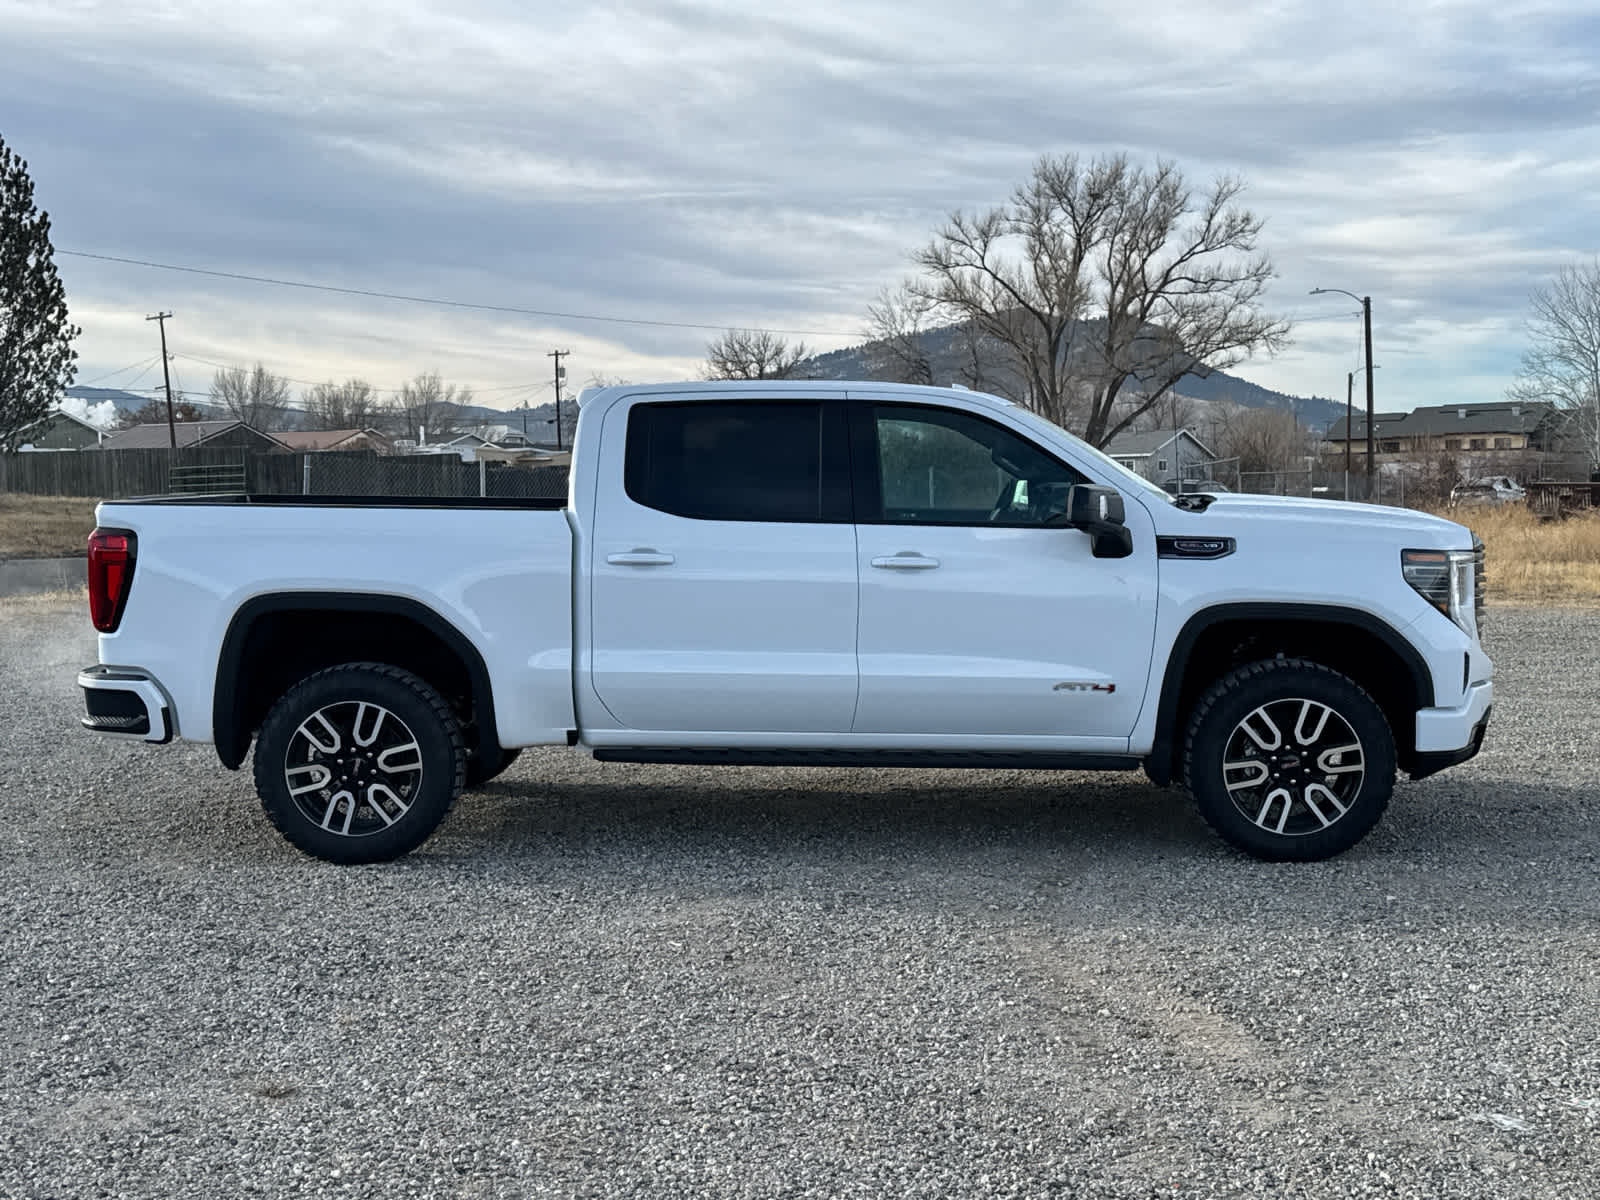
[[252, 663, 466, 864], [1182, 658, 1395, 861]]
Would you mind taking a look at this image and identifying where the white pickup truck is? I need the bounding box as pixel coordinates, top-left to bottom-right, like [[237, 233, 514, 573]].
[[78, 381, 1492, 864]]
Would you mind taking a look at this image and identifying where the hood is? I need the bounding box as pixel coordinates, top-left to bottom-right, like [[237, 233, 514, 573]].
[[1155, 493, 1475, 547]]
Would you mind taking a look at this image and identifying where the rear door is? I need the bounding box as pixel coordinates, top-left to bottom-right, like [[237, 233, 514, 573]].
[[850, 400, 1158, 741], [588, 397, 858, 733]]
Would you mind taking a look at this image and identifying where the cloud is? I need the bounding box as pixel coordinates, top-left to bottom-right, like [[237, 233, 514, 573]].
[[4, 0, 1598, 411], [57, 394, 119, 429]]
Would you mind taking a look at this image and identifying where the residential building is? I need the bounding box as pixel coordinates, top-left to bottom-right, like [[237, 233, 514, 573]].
[[1102, 428, 1219, 487], [273, 428, 394, 454], [1326, 402, 1562, 463], [98, 421, 291, 452], [15, 408, 106, 450]]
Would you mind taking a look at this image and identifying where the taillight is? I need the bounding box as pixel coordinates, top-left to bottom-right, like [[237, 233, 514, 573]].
[[87, 527, 137, 633]]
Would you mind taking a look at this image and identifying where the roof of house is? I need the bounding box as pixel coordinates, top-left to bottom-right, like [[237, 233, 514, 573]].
[[1329, 402, 1558, 441], [99, 420, 289, 451], [273, 428, 390, 451], [21, 407, 106, 437], [1102, 428, 1217, 459]]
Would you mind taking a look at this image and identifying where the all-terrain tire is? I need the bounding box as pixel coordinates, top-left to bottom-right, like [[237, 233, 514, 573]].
[[1182, 657, 1396, 862], [253, 662, 466, 864]]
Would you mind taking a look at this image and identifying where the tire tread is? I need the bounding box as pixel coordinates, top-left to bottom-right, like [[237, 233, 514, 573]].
[[252, 661, 466, 863]]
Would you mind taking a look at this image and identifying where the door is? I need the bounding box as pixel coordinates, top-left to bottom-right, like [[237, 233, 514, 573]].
[[851, 402, 1158, 740], [589, 397, 858, 733]]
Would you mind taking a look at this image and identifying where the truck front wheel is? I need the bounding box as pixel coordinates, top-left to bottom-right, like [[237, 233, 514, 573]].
[[1182, 658, 1396, 861], [252, 663, 466, 864]]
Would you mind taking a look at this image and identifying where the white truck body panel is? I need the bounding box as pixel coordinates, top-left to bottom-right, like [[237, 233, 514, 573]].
[[85, 380, 1491, 783], [93, 503, 576, 746]]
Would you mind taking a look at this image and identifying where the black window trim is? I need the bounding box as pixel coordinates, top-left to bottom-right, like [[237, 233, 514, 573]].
[[846, 399, 1088, 528], [623, 397, 853, 524]]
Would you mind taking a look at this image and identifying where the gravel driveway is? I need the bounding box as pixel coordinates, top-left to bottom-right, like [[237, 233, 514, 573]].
[[3, 597, 1598, 1198]]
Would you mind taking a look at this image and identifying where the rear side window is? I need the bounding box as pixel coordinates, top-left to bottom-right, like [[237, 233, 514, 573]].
[[625, 401, 848, 522]]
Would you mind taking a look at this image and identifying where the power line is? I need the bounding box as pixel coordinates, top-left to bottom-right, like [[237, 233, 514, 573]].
[[60, 249, 856, 337], [77, 355, 160, 386]]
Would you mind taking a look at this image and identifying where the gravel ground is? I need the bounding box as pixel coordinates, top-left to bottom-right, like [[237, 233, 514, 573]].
[[2, 598, 1598, 1199]]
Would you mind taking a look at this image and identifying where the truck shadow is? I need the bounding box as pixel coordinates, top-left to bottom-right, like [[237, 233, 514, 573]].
[[458, 761, 1597, 878], [429, 766, 1600, 929]]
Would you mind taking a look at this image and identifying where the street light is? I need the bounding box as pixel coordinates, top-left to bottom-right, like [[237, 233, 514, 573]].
[[1310, 287, 1375, 488]]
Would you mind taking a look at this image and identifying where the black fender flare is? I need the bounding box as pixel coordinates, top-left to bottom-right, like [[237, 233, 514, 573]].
[[1143, 602, 1435, 786], [212, 591, 500, 770]]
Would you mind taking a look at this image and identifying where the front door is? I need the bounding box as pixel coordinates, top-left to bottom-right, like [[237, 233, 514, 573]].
[[588, 397, 858, 733], [850, 401, 1158, 741]]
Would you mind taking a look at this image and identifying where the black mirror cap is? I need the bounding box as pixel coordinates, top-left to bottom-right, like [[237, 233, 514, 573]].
[[1091, 526, 1135, 559], [1067, 485, 1125, 528]]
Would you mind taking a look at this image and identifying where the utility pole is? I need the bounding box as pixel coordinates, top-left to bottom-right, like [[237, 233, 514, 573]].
[[1345, 371, 1353, 501], [1310, 288, 1376, 495], [548, 349, 569, 450], [145, 311, 177, 449], [1362, 295, 1375, 489]]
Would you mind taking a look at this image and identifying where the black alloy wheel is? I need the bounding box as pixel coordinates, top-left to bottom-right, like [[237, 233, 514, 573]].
[[1183, 658, 1396, 861], [253, 663, 465, 863]]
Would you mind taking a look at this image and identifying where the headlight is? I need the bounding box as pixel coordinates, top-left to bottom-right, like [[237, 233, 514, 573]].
[[1403, 548, 1478, 640]]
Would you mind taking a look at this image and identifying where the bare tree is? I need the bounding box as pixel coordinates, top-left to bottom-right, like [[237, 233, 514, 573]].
[[304, 378, 379, 429], [904, 153, 1290, 447], [1125, 389, 1201, 434], [1217, 406, 1304, 474], [387, 371, 472, 442], [1508, 257, 1600, 470], [210, 363, 291, 430], [703, 328, 810, 380], [864, 283, 936, 385], [117, 397, 204, 429]]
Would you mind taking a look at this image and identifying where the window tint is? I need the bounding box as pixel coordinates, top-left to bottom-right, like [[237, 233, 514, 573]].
[[870, 405, 1086, 526], [626, 401, 838, 522]]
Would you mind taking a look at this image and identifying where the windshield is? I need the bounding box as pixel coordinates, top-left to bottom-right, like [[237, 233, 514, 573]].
[[1003, 405, 1175, 505]]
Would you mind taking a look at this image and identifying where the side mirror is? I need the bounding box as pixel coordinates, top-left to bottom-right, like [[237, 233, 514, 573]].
[[1065, 484, 1133, 559], [1067, 485, 1125, 527]]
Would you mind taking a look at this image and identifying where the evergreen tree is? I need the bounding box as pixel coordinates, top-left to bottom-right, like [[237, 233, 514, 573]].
[[0, 133, 79, 451]]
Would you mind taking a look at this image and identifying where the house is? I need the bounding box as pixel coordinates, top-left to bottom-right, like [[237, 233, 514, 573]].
[[273, 428, 394, 454], [1102, 428, 1219, 487], [98, 420, 291, 452], [1326, 402, 1562, 463], [14, 408, 106, 450]]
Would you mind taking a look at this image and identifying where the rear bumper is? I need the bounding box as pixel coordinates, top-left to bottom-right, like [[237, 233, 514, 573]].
[[78, 665, 174, 744], [1410, 680, 1492, 780]]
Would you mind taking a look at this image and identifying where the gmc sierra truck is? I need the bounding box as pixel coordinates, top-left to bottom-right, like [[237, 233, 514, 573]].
[[77, 381, 1492, 864]]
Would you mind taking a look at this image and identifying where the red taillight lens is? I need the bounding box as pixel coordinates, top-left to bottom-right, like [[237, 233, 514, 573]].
[[87, 527, 137, 633]]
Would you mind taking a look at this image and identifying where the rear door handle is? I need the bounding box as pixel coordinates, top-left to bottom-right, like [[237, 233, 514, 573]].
[[607, 549, 676, 566], [870, 553, 941, 570]]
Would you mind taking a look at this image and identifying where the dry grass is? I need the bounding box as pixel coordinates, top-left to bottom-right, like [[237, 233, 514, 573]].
[[0, 494, 98, 560], [1445, 504, 1600, 605]]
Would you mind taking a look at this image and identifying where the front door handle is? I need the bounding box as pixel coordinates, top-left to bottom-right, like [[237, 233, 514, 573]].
[[607, 549, 676, 566], [870, 553, 941, 570]]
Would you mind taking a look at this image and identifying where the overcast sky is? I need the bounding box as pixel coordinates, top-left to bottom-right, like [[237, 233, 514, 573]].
[[4, 0, 1598, 418]]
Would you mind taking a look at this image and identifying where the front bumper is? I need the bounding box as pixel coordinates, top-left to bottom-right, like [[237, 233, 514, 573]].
[[78, 665, 173, 744], [1409, 679, 1492, 780]]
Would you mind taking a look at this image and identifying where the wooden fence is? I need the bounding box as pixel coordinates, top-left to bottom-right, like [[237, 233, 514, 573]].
[[1526, 480, 1600, 517], [0, 449, 568, 500]]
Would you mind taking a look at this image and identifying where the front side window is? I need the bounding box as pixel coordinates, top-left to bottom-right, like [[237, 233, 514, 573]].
[[868, 405, 1086, 525], [625, 401, 844, 522]]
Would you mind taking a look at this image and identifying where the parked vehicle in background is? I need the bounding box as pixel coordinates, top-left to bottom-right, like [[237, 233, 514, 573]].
[[77, 381, 1493, 866], [1451, 476, 1526, 506]]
